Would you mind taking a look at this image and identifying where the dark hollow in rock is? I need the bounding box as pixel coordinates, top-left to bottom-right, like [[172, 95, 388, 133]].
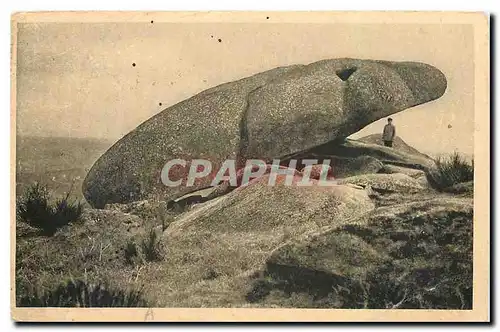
[[336, 67, 357, 81]]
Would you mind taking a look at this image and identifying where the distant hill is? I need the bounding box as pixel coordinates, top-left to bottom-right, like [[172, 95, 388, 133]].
[[16, 136, 114, 173], [16, 136, 114, 201]]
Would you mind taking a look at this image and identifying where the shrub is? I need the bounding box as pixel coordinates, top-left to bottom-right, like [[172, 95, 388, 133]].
[[124, 240, 139, 265], [17, 279, 148, 307], [141, 229, 164, 262], [123, 229, 164, 265], [202, 267, 220, 280], [156, 201, 174, 232], [426, 153, 474, 191], [17, 182, 83, 236]]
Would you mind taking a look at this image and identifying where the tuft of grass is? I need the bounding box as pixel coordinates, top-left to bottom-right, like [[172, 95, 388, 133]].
[[17, 182, 83, 236], [141, 229, 164, 262], [17, 278, 148, 307], [155, 201, 173, 232], [124, 240, 139, 265], [426, 153, 474, 191], [202, 267, 220, 280]]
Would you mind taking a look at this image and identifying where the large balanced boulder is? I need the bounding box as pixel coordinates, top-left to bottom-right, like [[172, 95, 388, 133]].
[[83, 58, 447, 207]]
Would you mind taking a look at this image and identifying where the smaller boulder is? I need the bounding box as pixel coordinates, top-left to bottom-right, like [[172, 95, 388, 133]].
[[268, 231, 388, 281], [330, 156, 384, 178], [380, 164, 426, 179], [337, 173, 426, 194], [379, 164, 431, 189]]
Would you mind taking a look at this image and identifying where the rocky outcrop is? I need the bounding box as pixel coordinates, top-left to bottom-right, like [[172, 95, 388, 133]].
[[158, 174, 375, 297], [380, 164, 427, 178], [327, 155, 384, 178], [337, 173, 426, 194], [379, 164, 430, 189], [249, 197, 473, 309], [168, 174, 374, 236], [83, 59, 446, 207], [55, 58, 474, 310], [21, 135, 475, 310], [299, 138, 436, 171], [267, 232, 388, 281], [357, 133, 432, 159]]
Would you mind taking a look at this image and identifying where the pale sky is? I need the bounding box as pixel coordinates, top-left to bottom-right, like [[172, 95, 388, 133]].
[[16, 22, 474, 155]]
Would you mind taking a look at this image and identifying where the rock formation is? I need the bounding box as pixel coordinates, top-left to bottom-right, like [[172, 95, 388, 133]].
[[83, 58, 447, 207], [252, 197, 473, 308], [18, 57, 477, 310]]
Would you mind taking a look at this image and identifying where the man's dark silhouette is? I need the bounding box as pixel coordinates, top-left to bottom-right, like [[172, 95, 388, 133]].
[[382, 118, 396, 147]]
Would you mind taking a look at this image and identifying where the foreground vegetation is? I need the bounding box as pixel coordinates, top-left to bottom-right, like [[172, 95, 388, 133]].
[[426, 152, 474, 191], [16, 182, 83, 236], [18, 279, 148, 307], [15, 150, 474, 309], [15, 183, 167, 307]]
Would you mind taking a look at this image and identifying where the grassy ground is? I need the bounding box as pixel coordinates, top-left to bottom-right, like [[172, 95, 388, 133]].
[[15, 188, 473, 308], [14, 136, 474, 308], [15, 208, 165, 306]]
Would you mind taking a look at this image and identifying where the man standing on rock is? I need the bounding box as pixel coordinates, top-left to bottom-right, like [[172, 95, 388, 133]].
[[382, 118, 396, 147]]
